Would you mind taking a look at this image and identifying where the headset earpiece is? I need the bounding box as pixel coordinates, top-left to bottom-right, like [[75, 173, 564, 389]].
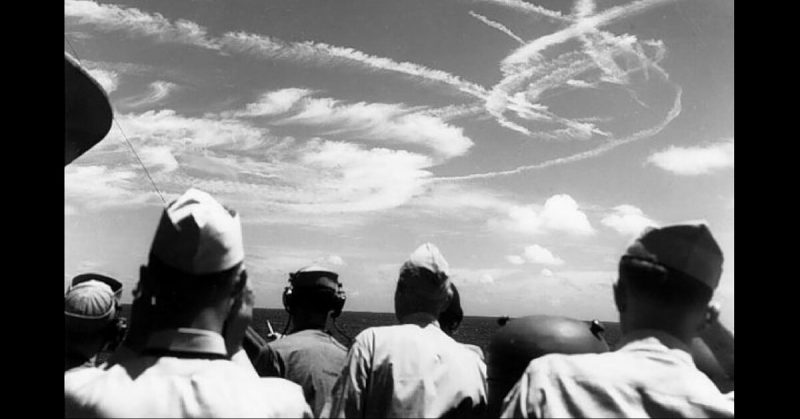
[[282, 285, 294, 315]]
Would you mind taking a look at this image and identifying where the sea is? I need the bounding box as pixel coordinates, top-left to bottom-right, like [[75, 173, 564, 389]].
[[252, 308, 624, 352], [118, 305, 623, 353]]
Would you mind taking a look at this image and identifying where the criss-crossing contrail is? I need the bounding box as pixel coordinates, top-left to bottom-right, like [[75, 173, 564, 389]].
[[431, 85, 682, 182], [469, 11, 526, 44]]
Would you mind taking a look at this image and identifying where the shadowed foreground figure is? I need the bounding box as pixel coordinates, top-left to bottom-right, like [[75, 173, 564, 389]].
[[65, 274, 125, 372], [439, 282, 485, 361], [254, 266, 349, 417], [500, 223, 735, 418], [330, 243, 487, 418], [64, 188, 311, 418], [486, 315, 609, 417]]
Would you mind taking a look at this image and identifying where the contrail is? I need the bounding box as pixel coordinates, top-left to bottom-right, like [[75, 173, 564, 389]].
[[470, 0, 571, 22], [469, 11, 526, 45], [502, 0, 682, 72], [432, 85, 682, 182]]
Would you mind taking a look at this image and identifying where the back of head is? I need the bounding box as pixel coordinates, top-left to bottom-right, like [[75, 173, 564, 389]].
[[65, 279, 120, 360], [617, 223, 722, 314], [615, 222, 724, 346], [284, 266, 346, 318], [486, 315, 610, 416], [145, 188, 245, 317], [439, 283, 463, 335], [395, 243, 453, 320]]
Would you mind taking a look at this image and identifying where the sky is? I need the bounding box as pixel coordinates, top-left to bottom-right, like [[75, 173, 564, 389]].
[[64, 0, 734, 331]]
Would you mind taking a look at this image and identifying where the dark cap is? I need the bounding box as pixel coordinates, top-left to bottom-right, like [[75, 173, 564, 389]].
[[624, 222, 723, 291], [290, 266, 340, 291]]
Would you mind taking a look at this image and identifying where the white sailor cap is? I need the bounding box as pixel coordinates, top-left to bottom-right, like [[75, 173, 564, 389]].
[[149, 188, 244, 275]]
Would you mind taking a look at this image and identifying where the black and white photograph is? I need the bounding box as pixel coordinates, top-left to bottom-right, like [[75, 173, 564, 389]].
[[65, 0, 734, 417]]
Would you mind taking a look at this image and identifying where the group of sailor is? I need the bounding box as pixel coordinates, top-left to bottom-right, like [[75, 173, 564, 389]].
[[64, 187, 734, 418]]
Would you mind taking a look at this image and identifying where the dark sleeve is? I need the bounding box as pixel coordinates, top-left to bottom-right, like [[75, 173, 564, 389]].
[[253, 344, 285, 378]]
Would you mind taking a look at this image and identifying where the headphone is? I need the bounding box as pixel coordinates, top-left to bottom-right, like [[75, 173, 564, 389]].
[[282, 268, 346, 319]]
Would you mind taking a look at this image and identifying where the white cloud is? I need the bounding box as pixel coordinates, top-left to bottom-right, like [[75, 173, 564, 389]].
[[488, 194, 595, 236], [540, 268, 554, 277], [506, 255, 525, 265], [647, 139, 734, 175], [119, 81, 178, 108], [601, 204, 658, 237], [114, 110, 266, 150], [65, 0, 219, 50], [289, 140, 434, 212], [522, 244, 565, 266], [450, 268, 519, 286], [64, 165, 154, 210], [277, 96, 473, 159], [323, 255, 346, 266], [86, 68, 119, 93], [138, 146, 180, 173], [226, 88, 313, 118]]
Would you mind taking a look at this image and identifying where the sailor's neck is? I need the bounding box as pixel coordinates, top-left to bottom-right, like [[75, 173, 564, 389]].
[[398, 312, 440, 327]]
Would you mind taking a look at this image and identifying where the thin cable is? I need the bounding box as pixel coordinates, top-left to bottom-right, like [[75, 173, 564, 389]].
[[65, 37, 82, 63], [65, 34, 167, 206], [112, 118, 167, 205]]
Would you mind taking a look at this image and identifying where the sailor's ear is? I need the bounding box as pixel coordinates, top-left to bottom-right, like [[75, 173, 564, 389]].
[[612, 281, 627, 312], [706, 301, 721, 324]]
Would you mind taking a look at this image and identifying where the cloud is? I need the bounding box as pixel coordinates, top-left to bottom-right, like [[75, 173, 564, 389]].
[[289, 140, 434, 212], [226, 88, 314, 118], [469, 11, 525, 45], [601, 205, 658, 237], [323, 255, 346, 266], [488, 194, 595, 236], [506, 255, 525, 265], [646, 139, 734, 175], [450, 268, 521, 286], [138, 146, 180, 173], [522, 244, 565, 266], [86, 68, 119, 93], [113, 110, 266, 150], [119, 81, 178, 108], [65, 0, 219, 50], [276, 95, 473, 159], [540, 268, 554, 277], [64, 165, 155, 210]]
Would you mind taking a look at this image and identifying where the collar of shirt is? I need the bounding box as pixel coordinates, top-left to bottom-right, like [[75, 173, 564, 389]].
[[398, 312, 441, 328], [616, 329, 694, 366], [145, 328, 227, 356]]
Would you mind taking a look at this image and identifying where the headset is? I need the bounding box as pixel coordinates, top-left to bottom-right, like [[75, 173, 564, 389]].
[[282, 267, 346, 319]]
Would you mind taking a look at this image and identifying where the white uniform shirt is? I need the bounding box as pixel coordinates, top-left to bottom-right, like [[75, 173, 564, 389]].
[[64, 328, 312, 418], [500, 330, 735, 418], [330, 315, 488, 418]]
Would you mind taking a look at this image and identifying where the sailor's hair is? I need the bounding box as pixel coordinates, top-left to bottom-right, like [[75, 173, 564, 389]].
[[618, 255, 712, 307]]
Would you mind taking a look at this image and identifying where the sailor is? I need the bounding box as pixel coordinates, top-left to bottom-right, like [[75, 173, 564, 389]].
[[500, 223, 735, 418], [64, 188, 312, 418], [64, 274, 125, 372], [253, 266, 349, 417], [439, 282, 485, 361], [330, 243, 488, 418], [485, 315, 609, 417]]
